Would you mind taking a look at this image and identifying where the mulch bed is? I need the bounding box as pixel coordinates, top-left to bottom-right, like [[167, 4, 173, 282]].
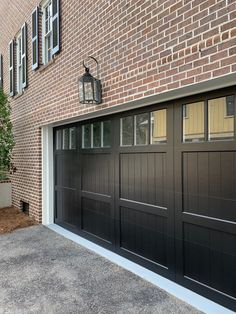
[[0, 207, 37, 234]]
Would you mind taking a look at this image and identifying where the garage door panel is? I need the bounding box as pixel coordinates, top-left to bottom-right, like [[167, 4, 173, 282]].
[[55, 153, 77, 188], [183, 223, 236, 298], [183, 151, 236, 222], [82, 154, 111, 195], [54, 190, 61, 221], [81, 197, 112, 242], [120, 206, 168, 267], [120, 152, 167, 208], [119, 198, 167, 217], [57, 188, 78, 226]]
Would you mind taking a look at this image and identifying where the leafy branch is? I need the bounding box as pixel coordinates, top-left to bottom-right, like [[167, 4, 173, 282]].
[[0, 88, 15, 180]]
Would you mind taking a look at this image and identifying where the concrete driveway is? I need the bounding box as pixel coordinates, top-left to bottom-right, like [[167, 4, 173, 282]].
[[0, 226, 202, 314]]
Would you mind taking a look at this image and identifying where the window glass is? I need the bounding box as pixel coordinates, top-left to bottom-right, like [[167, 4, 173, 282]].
[[46, 36, 52, 63], [32, 11, 37, 37], [56, 129, 61, 150], [82, 124, 91, 148], [53, 20, 58, 48], [44, 1, 52, 64], [183, 105, 187, 118], [93, 122, 101, 148], [135, 113, 149, 145], [10, 43, 12, 67], [121, 116, 133, 146], [10, 70, 13, 93], [226, 95, 234, 116], [33, 42, 37, 65], [22, 59, 26, 84], [151, 109, 167, 144], [208, 96, 234, 141], [69, 127, 76, 149], [52, 0, 57, 15], [17, 34, 22, 93], [62, 128, 69, 150], [183, 102, 205, 143], [22, 27, 25, 55], [102, 121, 111, 147]]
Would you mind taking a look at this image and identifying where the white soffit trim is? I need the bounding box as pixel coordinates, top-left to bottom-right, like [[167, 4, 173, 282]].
[[47, 224, 235, 314]]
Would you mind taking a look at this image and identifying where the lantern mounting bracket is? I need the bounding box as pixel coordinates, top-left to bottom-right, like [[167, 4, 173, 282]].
[[82, 56, 99, 79]]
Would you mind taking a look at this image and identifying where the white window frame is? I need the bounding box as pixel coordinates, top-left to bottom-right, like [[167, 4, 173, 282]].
[[16, 32, 23, 94], [42, 0, 53, 65]]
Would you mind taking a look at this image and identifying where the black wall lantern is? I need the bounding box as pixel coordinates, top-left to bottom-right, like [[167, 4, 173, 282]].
[[78, 56, 102, 105]]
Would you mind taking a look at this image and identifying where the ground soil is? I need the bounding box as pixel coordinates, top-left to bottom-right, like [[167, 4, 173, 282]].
[[0, 207, 37, 234]]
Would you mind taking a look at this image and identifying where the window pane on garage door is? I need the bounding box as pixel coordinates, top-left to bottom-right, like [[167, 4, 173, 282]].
[[151, 109, 167, 144], [208, 96, 234, 141], [183, 102, 205, 143], [121, 116, 133, 146]]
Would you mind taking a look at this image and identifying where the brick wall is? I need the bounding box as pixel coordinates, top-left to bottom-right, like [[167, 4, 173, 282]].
[[0, 0, 236, 221]]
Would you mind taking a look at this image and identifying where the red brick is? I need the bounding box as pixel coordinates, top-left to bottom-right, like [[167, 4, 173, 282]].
[[0, 0, 235, 221], [221, 55, 236, 67], [180, 77, 195, 86], [213, 66, 231, 77], [221, 21, 236, 32], [195, 72, 212, 82]]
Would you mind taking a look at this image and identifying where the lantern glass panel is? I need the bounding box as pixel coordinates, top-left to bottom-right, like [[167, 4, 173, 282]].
[[84, 81, 94, 101], [79, 81, 85, 102], [94, 81, 98, 102]]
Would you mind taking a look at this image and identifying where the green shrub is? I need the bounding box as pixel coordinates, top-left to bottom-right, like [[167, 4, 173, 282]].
[[0, 88, 15, 180]]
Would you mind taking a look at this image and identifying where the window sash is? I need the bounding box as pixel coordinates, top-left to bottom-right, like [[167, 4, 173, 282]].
[[42, 1, 53, 64], [45, 32, 52, 63], [45, 3, 52, 35], [32, 7, 39, 70], [52, 0, 60, 55], [9, 40, 14, 96], [21, 23, 27, 89], [17, 33, 22, 93]]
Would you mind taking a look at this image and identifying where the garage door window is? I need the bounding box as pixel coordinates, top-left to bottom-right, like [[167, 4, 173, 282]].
[[151, 109, 167, 144], [82, 124, 91, 148], [121, 110, 167, 146], [56, 129, 62, 150], [93, 122, 101, 148], [135, 113, 149, 145], [102, 121, 111, 147], [82, 120, 111, 148], [62, 128, 69, 150], [208, 96, 234, 141], [183, 102, 205, 143], [69, 127, 76, 149], [121, 116, 134, 146]]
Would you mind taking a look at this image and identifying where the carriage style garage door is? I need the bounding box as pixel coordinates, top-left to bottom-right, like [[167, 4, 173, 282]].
[[54, 87, 236, 311]]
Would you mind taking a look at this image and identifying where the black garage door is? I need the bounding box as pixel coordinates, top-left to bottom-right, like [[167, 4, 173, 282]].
[[54, 87, 236, 311]]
